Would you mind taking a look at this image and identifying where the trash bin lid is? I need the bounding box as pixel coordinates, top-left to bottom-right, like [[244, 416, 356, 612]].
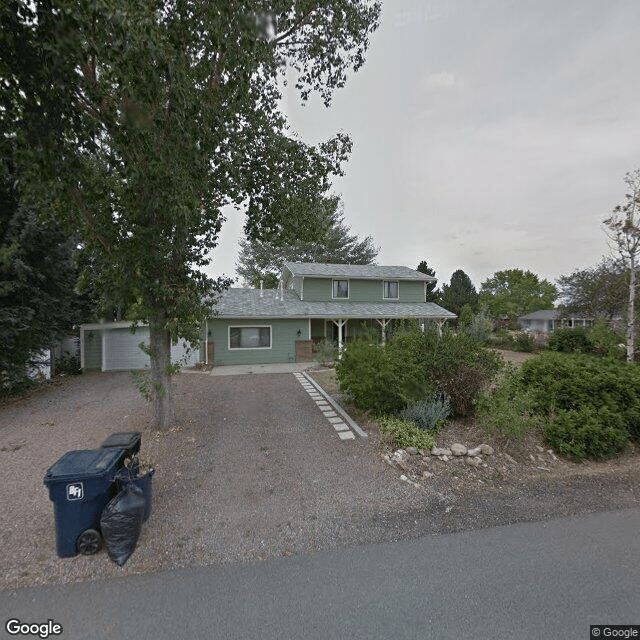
[[100, 431, 141, 452], [43, 449, 124, 485]]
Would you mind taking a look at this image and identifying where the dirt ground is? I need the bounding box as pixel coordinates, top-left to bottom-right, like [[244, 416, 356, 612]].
[[1, 352, 639, 592]]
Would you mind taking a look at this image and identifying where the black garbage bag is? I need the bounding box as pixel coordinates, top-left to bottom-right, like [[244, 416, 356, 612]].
[[99, 484, 145, 566]]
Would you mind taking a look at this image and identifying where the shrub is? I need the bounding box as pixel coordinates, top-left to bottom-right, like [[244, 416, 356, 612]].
[[335, 335, 434, 414], [422, 328, 503, 417], [463, 312, 492, 343], [314, 339, 337, 365], [519, 351, 640, 457], [336, 325, 502, 418], [378, 415, 437, 450], [547, 327, 593, 353], [398, 394, 450, 431], [588, 319, 625, 359], [475, 365, 545, 439], [512, 331, 535, 352], [544, 407, 629, 460]]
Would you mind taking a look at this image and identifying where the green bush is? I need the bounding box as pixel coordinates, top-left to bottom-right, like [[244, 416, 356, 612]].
[[462, 312, 492, 343], [521, 352, 640, 417], [314, 339, 337, 365], [398, 394, 450, 431], [421, 328, 503, 417], [518, 352, 640, 458], [512, 331, 535, 352], [544, 407, 629, 460], [588, 319, 625, 359], [336, 325, 502, 418], [547, 327, 593, 353], [335, 334, 433, 414], [475, 365, 545, 439], [378, 414, 437, 450]]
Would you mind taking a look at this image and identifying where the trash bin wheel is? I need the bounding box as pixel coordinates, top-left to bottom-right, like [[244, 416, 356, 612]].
[[76, 529, 101, 555]]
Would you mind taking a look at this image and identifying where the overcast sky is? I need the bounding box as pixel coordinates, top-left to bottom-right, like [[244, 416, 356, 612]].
[[206, 0, 640, 291]]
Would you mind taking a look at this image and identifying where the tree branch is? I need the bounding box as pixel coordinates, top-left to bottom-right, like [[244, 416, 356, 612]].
[[272, 6, 317, 44]]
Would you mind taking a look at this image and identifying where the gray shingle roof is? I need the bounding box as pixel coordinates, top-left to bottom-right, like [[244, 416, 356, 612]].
[[212, 288, 456, 319], [283, 262, 436, 281], [518, 310, 560, 321]]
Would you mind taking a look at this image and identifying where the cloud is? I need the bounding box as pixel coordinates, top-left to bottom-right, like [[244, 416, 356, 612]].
[[423, 71, 457, 89]]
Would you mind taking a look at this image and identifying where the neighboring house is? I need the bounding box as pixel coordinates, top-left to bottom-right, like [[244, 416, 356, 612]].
[[203, 262, 456, 367], [79, 262, 456, 371], [517, 309, 593, 333]]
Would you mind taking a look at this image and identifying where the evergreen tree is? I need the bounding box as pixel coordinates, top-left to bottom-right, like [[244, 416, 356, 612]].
[[0, 161, 82, 391], [237, 195, 378, 287], [439, 270, 478, 316], [416, 260, 438, 302]]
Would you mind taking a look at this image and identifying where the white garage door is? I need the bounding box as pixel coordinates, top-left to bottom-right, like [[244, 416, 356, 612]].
[[103, 328, 199, 371], [103, 328, 151, 371], [171, 338, 200, 368]]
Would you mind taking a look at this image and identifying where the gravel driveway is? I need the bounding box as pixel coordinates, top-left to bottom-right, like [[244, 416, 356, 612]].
[[0, 370, 423, 590], [2, 370, 639, 591]]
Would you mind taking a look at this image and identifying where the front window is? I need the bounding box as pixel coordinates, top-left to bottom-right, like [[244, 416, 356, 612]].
[[229, 326, 271, 349], [383, 281, 399, 299], [332, 280, 349, 299]]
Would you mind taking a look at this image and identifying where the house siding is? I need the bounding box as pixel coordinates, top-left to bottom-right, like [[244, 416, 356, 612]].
[[208, 318, 309, 366], [302, 277, 426, 303], [291, 277, 303, 299]]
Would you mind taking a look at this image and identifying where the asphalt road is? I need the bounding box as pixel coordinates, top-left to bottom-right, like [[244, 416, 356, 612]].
[[2, 508, 639, 640]]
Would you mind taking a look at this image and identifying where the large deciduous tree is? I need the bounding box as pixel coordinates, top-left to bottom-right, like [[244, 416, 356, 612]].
[[556, 258, 627, 321], [236, 194, 378, 288], [479, 269, 557, 320], [604, 169, 640, 362], [3, 0, 381, 428]]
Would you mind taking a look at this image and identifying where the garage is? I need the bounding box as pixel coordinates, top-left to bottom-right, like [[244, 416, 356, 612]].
[[80, 322, 199, 371]]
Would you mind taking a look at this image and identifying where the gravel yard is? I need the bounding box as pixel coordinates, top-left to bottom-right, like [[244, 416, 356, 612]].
[[1, 365, 639, 592]]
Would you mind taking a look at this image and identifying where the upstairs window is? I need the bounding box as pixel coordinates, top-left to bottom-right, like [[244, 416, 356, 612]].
[[332, 279, 349, 299], [383, 280, 399, 299]]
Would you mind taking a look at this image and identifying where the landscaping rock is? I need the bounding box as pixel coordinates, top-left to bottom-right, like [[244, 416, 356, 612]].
[[466, 456, 482, 468], [467, 446, 482, 457], [406, 447, 419, 455], [479, 444, 494, 456], [432, 447, 452, 457], [450, 443, 468, 456]]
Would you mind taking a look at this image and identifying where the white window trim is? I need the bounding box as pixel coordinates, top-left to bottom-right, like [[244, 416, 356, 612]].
[[332, 279, 350, 299], [383, 280, 399, 300], [228, 325, 272, 350]]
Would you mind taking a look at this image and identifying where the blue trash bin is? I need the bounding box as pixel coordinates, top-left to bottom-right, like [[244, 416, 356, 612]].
[[43, 448, 124, 557], [99, 432, 142, 468]]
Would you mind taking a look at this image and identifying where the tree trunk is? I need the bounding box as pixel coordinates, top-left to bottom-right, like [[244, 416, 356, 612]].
[[627, 256, 636, 362], [148, 320, 176, 430]]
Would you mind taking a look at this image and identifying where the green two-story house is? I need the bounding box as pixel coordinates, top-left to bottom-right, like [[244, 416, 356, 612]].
[[204, 262, 456, 366]]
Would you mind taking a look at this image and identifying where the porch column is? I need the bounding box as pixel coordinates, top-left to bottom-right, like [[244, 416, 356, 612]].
[[435, 319, 446, 337], [332, 319, 347, 356], [375, 318, 390, 343]]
